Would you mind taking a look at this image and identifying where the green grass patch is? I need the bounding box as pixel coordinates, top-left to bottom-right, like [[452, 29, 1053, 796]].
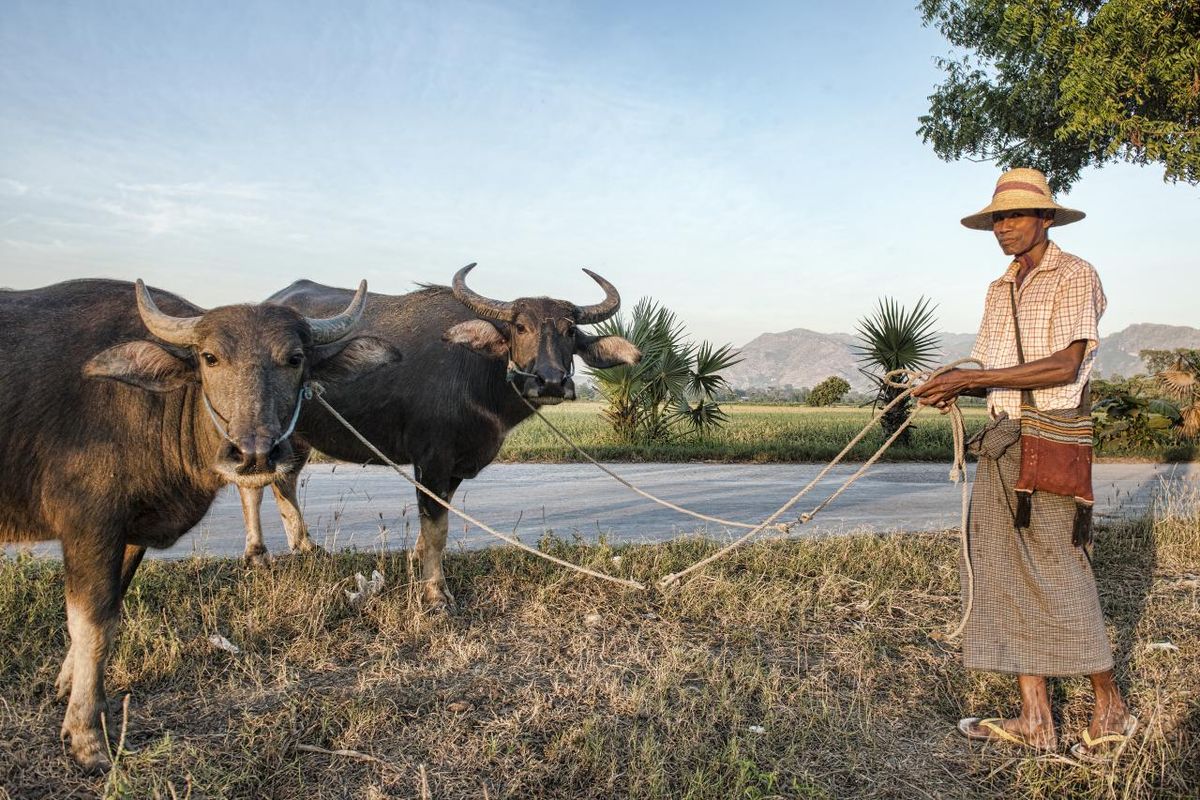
[[496, 403, 1195, 463]]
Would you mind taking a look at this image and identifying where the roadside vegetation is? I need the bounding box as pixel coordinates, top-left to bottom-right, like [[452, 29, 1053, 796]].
[[497, 403, 1196, 463], [2, 485, 1196, 798]]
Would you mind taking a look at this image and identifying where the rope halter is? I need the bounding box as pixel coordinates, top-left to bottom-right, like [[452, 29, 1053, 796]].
[[201, 382, 313, 450]]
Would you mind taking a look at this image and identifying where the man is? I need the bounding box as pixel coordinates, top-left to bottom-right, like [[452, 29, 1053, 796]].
[[913, 168, 1137, 760]]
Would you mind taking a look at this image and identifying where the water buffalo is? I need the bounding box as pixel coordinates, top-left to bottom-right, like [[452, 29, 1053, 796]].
[[0, 278, 397, 770], [237, 264, 641, 608]]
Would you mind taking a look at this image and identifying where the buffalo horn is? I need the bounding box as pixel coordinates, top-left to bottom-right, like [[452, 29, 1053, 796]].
[[573, 269, 621, 324], [452, 263, 515, 321], [136, 279, 203, 346], [307, 280, 368, 344]]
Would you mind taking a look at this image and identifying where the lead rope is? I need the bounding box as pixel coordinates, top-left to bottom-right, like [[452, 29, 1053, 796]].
[[308, 385, 646, 591], [518, 358, 980, 637]]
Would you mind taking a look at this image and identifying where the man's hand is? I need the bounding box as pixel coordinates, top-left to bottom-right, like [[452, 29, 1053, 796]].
[[912, 369, 977, 411], [910, 340, 1089, 412]]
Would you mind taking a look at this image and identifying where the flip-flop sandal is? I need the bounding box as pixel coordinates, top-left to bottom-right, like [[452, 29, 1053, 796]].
[[957, 717, 1056, 752], [1070, 716, 1139, 764]]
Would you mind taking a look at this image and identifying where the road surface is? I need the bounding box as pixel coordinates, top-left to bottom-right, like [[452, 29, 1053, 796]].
[[9, 461, 1196, 560]]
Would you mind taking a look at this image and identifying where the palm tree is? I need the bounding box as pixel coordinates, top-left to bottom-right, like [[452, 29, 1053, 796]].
[[589, 298, 741, 443], [853, 297, 941, 442], [1156, 350, 1200, 439]]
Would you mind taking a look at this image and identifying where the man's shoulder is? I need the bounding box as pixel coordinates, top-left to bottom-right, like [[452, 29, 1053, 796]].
[[1049, 243, 1098, 279]]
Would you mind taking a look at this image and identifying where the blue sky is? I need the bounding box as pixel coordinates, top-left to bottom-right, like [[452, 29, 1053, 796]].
[[2, 1, 1196, 347]]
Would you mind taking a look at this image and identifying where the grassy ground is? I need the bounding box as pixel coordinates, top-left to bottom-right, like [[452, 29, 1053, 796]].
[[494, 403, 1198, 463], [1, 487, 1197, 798]]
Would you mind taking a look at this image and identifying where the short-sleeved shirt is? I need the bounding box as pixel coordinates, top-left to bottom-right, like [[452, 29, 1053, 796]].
[[969, 241, 1106, 418]]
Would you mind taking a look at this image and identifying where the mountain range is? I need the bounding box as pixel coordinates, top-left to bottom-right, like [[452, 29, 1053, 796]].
[[723, 324, 1200, 392]]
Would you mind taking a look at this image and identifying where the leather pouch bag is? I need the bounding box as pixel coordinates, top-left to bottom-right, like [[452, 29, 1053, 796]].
[[1008, 284, 1095, 546]]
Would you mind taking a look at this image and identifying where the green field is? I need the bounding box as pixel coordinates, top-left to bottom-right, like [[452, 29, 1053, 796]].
[[497, 403, 1196, 463], [3, 486, 1196, 798]]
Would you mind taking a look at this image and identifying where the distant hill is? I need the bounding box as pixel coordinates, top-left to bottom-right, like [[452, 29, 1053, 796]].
[[724, 324, 1200, 391]]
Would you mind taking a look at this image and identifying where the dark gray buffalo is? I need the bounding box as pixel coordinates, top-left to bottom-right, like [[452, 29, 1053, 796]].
[[0, 278, 397, 770], [238, 264, 640, 607]]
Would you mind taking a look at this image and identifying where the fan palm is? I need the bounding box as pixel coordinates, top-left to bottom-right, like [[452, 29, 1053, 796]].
[[853, 297, 941, 442], [589, 298, 741, 443], [1155, 351, 1200, 439]]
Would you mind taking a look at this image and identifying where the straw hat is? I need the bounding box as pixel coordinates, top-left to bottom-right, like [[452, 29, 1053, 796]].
[[960, 167, 1085, 230]]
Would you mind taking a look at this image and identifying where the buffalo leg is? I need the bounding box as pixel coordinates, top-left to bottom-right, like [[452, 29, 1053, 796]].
[[58, 535, 124, 771], [271, 469, 318, 554], [239, 485, 271, 565], [414, 476, 462, 610], [56, 543, 144, 701]]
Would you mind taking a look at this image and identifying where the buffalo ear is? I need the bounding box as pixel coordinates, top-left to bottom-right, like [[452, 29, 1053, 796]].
[[84, 341, 196, 392], [576, 332, 641, 369], [444, 319, 510, 360], [309, 336, 401, 384]]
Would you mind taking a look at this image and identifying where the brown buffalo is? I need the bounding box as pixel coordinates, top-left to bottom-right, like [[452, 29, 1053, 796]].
[[0, 278, 398, 769]]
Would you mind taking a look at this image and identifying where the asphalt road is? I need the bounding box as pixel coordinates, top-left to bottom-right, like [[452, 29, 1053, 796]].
[[11, 461, 1195, 560]]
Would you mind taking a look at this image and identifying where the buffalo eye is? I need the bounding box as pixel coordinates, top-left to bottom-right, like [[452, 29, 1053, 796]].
[[287, 353, 304, 367], [201, 352, 219, 367]]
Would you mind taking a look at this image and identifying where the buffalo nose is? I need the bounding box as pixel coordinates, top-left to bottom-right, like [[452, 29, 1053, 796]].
[[221, 436, 286, 474]]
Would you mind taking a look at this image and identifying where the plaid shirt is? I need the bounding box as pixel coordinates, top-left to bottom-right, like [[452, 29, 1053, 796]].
[[969, 241, 1106, 418]]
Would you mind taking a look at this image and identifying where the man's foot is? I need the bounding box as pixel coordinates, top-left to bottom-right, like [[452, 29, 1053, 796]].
[[958, 717, 1057, 752], [1071, 715, 1138, 764]]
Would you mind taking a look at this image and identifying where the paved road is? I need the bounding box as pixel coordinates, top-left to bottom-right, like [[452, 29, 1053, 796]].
[[11, 461, 1196, 560]]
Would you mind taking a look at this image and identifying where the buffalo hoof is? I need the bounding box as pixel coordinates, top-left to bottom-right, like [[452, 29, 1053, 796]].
[[62, 725, 109, 773], [293, 539, 325, 557], [422, 586, 457, 614], [244, 547, 271, 568]]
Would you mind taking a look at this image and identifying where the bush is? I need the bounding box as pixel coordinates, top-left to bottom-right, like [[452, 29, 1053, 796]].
[[806, 376, 850, 407]]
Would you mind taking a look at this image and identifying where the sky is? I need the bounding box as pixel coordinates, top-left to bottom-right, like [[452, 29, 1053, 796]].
[[1, 0, 1196, 348]]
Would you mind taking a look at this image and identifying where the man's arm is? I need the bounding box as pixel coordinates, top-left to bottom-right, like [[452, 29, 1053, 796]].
[[911, 340, 1088, 407]]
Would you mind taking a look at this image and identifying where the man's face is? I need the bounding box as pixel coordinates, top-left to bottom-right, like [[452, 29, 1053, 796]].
[[991, 209, 1052, 256]]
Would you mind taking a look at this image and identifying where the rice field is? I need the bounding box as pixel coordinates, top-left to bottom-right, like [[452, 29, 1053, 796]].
[[498, 403, 1196, 463]]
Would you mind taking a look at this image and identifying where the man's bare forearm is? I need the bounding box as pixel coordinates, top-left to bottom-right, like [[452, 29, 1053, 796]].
[[966, 347, 1085, 392]]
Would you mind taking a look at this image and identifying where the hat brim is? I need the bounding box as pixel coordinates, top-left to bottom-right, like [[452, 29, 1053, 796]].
[[961, 199, 1086, 231]]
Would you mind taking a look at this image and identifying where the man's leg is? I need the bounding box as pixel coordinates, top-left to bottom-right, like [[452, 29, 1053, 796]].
[[962, 674, 1057, 749], [1014, 675, 1056, 746], [1087, 670, 1132, 738]]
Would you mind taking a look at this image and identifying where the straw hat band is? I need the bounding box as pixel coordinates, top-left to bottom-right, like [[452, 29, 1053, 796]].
[[960, 167, 1085, 230], [993, 181, 1048, 197]]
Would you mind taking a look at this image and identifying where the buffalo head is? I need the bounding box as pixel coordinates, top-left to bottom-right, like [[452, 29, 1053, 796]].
[[84, 280, 400, 487], [443, 264, 641, 404]]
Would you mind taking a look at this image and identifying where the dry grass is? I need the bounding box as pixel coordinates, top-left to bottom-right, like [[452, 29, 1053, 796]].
[[1, 485, 1197, 799]]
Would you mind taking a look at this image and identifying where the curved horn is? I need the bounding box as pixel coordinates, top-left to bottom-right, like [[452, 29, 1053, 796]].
[[136, 279, 203, 346], [452, 263, 515, 321], [573, 269, 621, 324], [307, 280, 368, 344]]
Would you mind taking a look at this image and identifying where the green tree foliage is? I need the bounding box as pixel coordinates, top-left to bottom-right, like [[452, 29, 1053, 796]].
[[807, 376, 851, 407], [854, 297, 941, 442], [1091, 376, 1184, 448], [919, 0, 1200, 191], [589, 298, 741, 443]]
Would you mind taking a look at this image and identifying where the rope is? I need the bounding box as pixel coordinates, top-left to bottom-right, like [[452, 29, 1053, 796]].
[[523, 359, 981, 637], [512, 388, 761, 531], [308, 387, 646, 591]]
